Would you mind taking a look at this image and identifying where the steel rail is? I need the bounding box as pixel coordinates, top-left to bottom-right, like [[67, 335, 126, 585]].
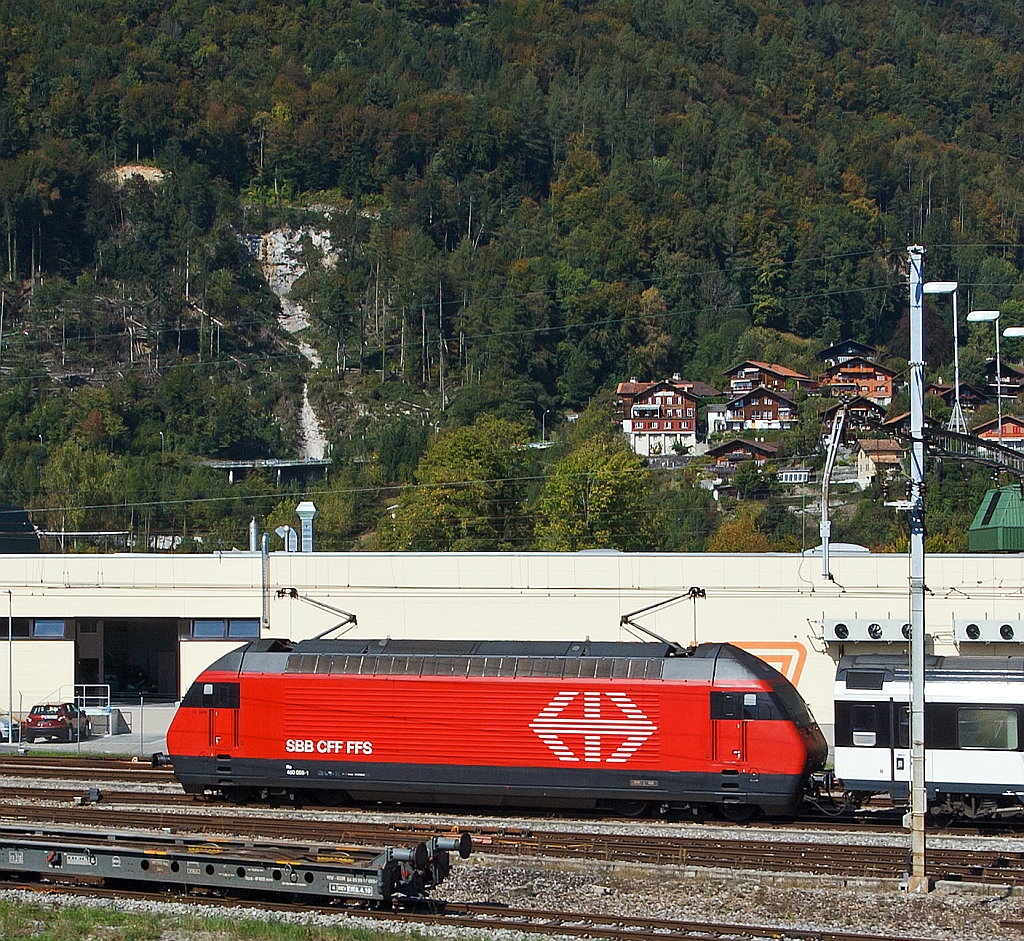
[[0, 802, 1021, 886], [0, 878, 953, 941]]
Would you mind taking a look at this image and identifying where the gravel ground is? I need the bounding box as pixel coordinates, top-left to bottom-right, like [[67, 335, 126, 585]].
[[4, 852, 1024, 941], [444, 853, 1024, 940]]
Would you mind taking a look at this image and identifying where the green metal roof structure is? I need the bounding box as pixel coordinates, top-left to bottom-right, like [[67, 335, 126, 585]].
[[969, 486, 1024, 552]]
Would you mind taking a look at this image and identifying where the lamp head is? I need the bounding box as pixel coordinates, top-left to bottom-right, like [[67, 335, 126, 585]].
[[1004, 327, 1024, 338], [967, 310, 1000, 322], [923, 281, 958, 294]]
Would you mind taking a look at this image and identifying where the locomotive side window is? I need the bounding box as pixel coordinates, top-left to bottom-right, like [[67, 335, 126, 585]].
[[850, 705, 877, 746], [957, 708, 1019, 750]]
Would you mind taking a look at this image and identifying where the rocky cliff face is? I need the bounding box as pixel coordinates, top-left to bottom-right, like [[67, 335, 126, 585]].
[[252, 226, 335, 461]]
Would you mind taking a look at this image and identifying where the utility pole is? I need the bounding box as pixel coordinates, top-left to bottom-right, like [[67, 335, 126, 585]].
[[907, 244, 929, 893]]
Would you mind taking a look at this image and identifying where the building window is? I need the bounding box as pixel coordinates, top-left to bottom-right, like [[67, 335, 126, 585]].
[[191, 619, 261, 640], [32, 619, 67, 639], [0, 619, 65, 639], [651, 422, 659, 429], [228, 619, 260, 638], [686, 408, 693, 417]]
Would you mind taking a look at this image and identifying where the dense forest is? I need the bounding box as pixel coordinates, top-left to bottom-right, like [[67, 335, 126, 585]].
[[0, 0, 1021, 552]]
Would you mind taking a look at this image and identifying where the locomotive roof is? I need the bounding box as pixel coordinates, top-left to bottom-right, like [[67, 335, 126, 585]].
[[202, 638, 787, 684], [838, 653, 1024, 685]]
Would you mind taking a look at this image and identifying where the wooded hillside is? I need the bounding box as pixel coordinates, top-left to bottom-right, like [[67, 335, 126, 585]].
[[0, 0, 1021, 550]]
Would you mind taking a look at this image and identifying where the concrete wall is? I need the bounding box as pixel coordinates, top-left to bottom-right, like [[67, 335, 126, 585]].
[[4, 550, 1024, 736]]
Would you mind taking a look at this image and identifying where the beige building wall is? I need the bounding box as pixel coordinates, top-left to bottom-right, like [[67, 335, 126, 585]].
[[2, 550, 1024, 738]]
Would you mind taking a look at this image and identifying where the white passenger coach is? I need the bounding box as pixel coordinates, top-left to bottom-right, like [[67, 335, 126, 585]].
[[835, 654, 1024, 818]]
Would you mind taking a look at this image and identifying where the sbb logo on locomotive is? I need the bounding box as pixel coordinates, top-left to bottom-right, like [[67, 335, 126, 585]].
[[286, 739, 373, 754], [531, 691, 657, 763]]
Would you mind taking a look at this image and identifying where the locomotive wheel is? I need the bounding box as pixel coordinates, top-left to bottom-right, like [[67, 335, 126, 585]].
[[612, 800, 650, 818], [718, 803, 758, 823], [221, 787, 257, 804], [313, 790, 348, 807]]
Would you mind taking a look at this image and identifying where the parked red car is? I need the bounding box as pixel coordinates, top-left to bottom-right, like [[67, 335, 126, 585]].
[[23, 703, 92, 743]]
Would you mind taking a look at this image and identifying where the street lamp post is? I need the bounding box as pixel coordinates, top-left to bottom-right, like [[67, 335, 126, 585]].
[[968, 310, 1002, 446], [923, 281, 964, 433], [542, 409, 551, 443]]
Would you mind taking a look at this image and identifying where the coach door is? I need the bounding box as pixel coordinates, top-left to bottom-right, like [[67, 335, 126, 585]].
[[889, 701, 911, 798], [201, 682, 240, 750], [711, 692, 752, 764]]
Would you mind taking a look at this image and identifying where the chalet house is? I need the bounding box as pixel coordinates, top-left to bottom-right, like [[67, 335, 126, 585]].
[[817, 356, 898, 406], [820, 396, 888, 439], [880, 411, 940, 437], [724, 360, 812, 394], [723, 387, 799, 431], [707, 403, 728, 435], [982, 360, 1024, 400], [973, 415, 1024, 451], [925, 383, 990, 409], [816, 339, 878, 367], [706, 438, 779, 468], [855, 439, 904, 489], [617, 379, 700, 456]]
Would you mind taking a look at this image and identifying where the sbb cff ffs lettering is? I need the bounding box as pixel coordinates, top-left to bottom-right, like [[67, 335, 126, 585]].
[[285, 739, 373, 755]]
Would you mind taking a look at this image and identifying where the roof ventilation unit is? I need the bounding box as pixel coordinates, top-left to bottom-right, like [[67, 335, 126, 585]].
[[954, 619, 1024, 643], [822, 619, 912, 643]]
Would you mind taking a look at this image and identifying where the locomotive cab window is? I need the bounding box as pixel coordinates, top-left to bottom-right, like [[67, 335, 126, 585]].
[[181, 681, 240, 708], [711, 692, 759, 720], [957, 708, 1019, 750]]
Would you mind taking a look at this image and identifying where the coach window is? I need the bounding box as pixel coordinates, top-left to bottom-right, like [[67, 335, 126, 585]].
[[850, 705, 877, 747], [958, 708, 1019, 750]]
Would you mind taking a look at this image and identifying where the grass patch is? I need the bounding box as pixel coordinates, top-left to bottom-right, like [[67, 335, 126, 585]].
[[0, 898, 456, 941]]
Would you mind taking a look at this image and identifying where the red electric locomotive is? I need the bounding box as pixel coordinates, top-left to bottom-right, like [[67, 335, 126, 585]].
[[165, 638, 827, 816]]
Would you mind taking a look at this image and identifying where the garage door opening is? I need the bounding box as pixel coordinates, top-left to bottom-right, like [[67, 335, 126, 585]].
[[78, 620, 180, 703]]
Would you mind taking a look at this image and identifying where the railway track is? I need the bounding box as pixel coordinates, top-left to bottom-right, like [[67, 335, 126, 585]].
[[0, 795, 1021, 886], [0, 878, 958, 941], [2, 756, 1024, 886]]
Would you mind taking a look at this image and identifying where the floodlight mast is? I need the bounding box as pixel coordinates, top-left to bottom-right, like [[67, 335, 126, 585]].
[[907, 245, 929, 894]]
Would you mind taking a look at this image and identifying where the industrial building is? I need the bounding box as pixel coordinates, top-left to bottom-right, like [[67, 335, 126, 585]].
[[3, 548, 1024, 744]]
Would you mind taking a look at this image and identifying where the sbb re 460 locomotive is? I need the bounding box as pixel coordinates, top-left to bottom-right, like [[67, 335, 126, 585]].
[[165, 637, 827, 817]]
